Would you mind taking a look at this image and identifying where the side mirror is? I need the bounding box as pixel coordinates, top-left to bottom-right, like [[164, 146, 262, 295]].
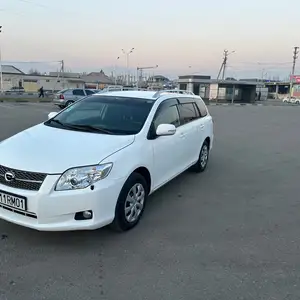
[[156, 124, 176, 136], [48, 112, 58, 119]]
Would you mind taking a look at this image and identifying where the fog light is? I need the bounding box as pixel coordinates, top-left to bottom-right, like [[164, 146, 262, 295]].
[[74, 210, 93, 221], [83, 210, 92, 219]]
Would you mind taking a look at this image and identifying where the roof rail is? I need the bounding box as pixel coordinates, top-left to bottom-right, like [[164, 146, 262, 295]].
[[152, 89, 195, 98]]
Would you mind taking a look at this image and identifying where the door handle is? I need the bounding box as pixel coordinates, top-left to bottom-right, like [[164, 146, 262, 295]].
[[179, 133, 186, 138]]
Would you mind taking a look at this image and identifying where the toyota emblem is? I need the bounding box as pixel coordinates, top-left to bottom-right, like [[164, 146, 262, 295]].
[[4, 171, 15, 182]]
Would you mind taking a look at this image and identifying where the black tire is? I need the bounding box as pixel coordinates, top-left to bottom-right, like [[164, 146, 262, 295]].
[[110, 172, 148, 232], [65, 101, 74, 107], [58, 105, 65, 109], [190, 139, 210, 173]]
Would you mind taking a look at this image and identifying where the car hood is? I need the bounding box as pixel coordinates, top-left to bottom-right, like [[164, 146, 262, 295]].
[[0, 123, 135, 174]]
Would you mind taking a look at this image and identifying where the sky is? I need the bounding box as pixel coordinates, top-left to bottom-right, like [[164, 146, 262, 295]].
[[1, 0, 300, 79]]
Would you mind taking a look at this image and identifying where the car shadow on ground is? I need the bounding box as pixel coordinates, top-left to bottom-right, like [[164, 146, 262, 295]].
[[0, 158, 218, 250]]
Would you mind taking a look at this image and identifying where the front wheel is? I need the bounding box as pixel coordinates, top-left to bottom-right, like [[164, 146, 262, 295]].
[[190, 140, 210, 173], [110, 173, 148, 232]]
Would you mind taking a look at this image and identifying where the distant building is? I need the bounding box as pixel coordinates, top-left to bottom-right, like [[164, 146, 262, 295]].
[[49, 72, 81, 78], [0, 65, 113, 92], [178, 74, 261, 103], [81, 70, 113, 89], [147, 75, 170, 89]]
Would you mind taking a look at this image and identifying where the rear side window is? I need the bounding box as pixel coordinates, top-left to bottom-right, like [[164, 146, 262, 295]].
[[73, 89, 85, 96], [178, 103, 199, 125], [58, 89, 69, 94], [195, 99, 208, 117], [85, 90, 95, 95]]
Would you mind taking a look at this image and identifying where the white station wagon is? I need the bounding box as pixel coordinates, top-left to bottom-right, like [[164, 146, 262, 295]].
[[0, 90, 214, 232]]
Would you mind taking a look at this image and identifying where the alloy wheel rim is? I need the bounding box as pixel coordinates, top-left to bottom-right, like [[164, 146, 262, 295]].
[[200, 145, 208, 168], [124, 183, 145, 223]]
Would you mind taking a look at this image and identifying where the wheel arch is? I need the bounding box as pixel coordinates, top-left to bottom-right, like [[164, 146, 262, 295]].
[[130, 166, 152, 195], [204, 136, 211, 148]]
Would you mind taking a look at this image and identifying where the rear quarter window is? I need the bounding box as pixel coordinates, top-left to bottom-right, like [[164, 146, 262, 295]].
[[195, 98, 208, 117], [178, 102, 199, 124]]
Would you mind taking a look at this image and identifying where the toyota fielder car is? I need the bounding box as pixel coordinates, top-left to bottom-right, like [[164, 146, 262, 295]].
[[0, 90, 214, 232]]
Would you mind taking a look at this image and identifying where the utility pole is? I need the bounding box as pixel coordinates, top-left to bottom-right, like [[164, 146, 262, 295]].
[[122, 48, 134, 86], [289, 46, 299, 100], [136, 65, 158, 89], [0, 25, 3, 93], [216, 49, 235, 103], [222, 50, 229, 80], [61, 60, 65, 89], [114, 56, 120, 85], [217, 49, 235, 80]]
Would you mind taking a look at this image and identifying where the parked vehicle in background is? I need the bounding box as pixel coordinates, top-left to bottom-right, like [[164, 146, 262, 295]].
[[96, 86, 137, 94], [282, 96, 300, 104], [95, 85, 124, 94], [0, 89, 213, 232], [53, 88, 96, 109], [4, 87, 25, 95], [95, 86, 148, 94]]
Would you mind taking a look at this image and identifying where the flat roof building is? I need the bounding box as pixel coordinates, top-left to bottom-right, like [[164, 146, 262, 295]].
[[178, 75, 263, 103]]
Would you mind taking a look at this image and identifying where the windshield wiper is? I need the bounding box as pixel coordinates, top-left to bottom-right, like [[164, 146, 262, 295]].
[[64, 124, 114, 134], [47, 119, 113, 134], [48, 119, 70, 128]]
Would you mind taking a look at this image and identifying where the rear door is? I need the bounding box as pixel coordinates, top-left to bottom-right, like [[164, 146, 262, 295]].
[[177, 98, 203, 167], [194, 97, 213, 150], [72, 89, 86, 101]]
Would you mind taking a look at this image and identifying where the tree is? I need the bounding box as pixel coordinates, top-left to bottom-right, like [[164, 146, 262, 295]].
[[28, 68, 41, 75]]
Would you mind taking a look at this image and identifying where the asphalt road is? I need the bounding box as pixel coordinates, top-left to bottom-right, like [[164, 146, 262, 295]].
[[0, 102, 300, 300]]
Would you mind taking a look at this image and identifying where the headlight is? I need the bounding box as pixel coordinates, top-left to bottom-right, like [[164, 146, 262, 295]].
[[55, 163, 113, 191]]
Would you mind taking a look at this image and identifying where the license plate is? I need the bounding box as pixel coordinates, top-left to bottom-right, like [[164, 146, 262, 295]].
[[0, 190, 27, 211]]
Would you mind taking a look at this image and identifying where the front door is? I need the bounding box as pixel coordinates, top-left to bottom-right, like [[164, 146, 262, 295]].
[[177, 101, 204, 167], [149, 99, 184, 189]]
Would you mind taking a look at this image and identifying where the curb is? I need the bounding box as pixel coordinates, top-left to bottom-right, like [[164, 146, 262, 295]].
[[0, 100, 52, 103], [207, 103, 263, 106], [207, 103, 299, 107]]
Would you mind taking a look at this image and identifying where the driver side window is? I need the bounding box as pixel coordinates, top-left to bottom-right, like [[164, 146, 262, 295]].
[[153, 104, 180, 130]]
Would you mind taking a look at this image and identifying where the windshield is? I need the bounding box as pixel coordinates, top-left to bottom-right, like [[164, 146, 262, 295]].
[[45, 95, 155, 135]]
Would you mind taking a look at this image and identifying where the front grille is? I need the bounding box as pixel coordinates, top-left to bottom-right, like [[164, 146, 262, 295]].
[[0, 165, 47, 191]]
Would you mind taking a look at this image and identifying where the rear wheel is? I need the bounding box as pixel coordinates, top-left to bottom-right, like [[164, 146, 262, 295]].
[[110, 173, 148, 232], [65, 101, 74, 107], [190, 140, 210, 173]]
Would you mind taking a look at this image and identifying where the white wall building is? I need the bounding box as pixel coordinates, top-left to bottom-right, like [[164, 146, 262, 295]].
[[2, 65, 85, 92]]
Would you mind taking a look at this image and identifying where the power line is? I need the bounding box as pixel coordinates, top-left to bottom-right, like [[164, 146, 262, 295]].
[[15, 0, 48, 8], [0, 8, 26, 16], [2, 60, 61, 64], [232, 61, 293, 66], [12, 0, 96, 18], [228, 65, 292, 72]]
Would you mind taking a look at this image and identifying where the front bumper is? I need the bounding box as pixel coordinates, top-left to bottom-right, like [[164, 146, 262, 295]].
[[0, 174, 124, 231]]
